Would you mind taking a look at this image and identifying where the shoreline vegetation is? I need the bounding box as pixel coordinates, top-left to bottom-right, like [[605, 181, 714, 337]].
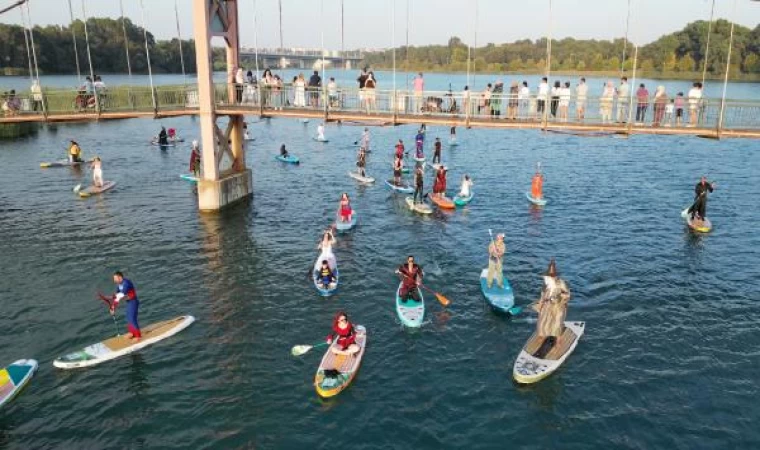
[[0, 18, 757, 82]]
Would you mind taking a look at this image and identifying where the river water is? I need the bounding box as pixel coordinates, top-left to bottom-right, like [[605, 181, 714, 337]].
[[1, 79, 760, 448]]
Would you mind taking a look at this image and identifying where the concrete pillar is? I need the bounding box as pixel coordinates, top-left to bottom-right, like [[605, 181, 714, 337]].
[[192, 0, 252, 212]]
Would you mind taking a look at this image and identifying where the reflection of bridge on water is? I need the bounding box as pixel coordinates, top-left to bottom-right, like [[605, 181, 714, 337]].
[[239, 48, 364, 70]]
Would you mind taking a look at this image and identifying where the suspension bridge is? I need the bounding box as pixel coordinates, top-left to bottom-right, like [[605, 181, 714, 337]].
[[3, 0, 759, 212]]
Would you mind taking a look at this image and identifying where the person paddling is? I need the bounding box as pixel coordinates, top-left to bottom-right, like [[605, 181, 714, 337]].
[[415, 128, 425, 158], [338, 193, 353, 223], [109, 271, 141, 341], [529, 259, 571, 358], [393, 155, 403, 186], [326, 311, 360, 356], [395, 139, 405, 160], [433, 166, 447, 198], [360, 128, 370, 152], [395, 255, 423, 303], [68, 140, 83, 163], [688, 176, 716, 223], [157, 127, 168, 146], [450, 126, 457, 141], [413, 164, 424, 204], [531, 162, 545, 199], [317, 260, 337, 290], [356, 146, 367, 177], [280, 144, 290, 158], [432, 137, 442, 164], [458, 174, 473, 198], [190, 140, 201, 177], [487, 233, 506, 289], [90, 157, 103, 188]]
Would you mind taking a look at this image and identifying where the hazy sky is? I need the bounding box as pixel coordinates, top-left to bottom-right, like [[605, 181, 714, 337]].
[[1, 0, 758, 50]]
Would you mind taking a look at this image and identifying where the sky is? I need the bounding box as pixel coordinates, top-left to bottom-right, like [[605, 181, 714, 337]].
[[1, 0, 758, 51]]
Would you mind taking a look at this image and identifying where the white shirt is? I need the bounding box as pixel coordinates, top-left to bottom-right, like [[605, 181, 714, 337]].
[[559, 87, 571, 102], [317, 125, 325, 139], [235, 69, 244, 84], [518, 86, 530, 100], [688, 87, 702, 106], [538, 82, 549, 97], [576, 83, 588, 100], [327, 81, 337, 95], [617, 82, 629, 99], [460, 179, 473, 196]]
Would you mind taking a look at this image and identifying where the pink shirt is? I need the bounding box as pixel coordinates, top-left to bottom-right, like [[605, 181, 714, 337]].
[[413, 77, 424, 92]]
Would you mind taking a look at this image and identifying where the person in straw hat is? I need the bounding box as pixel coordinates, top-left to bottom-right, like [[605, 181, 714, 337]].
[[530, 259, 571, 356], [486, 233, 506, 289]]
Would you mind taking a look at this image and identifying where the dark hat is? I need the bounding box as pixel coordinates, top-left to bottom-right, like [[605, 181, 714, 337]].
[[543, 258, 558, 277]]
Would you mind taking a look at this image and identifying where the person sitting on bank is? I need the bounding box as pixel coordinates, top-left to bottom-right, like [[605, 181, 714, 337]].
[[396, 255, 423, 303], [529, 259, 571, 358], [326, 311, 360, 356]]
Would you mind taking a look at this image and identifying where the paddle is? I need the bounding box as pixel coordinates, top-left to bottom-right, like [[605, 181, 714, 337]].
[[397, 271, 450, 306], [73, 164, 90, 193], [487, 229, 523, 317], [291, 341, 328, 357], [97, 292, 120, 336]]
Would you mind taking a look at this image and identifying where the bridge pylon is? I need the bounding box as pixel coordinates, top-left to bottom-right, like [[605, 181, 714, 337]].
[[192, 0, 252, 211]]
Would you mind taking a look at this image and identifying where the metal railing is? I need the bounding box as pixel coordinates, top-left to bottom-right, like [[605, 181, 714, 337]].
[[2, 83, 758, 131]]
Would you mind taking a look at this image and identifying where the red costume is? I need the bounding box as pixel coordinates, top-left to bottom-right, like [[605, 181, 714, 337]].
[[339, 199, 352, 220], [433, 170, 447, 194], [395, 143, 405, 159], [398, 263, 423, 301], [327, 313, 356, 350]]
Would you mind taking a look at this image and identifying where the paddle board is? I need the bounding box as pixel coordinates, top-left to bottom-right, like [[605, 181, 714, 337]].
[[682, 207, 712, 233], [454, 192, 474, 206], [430, 194, 456, 210], [385, 180, 414, 194], [150, 141, 176, 148], [336, 211, 357, 232], [53, 316, 196, 369], [405, 197, 433, 214], [526, 192, 547, 206], [396, 282, 424, 327], [79, 181, 116, 198], [314, 325, 367, 398], [449, 139, 458, 147], [313, 250, 339, 296], [348, 171, 375, 184], [40, 160, 88, 168], [275, 155, 300, 164], [413, 155, 426, 163], [513, 321, 585, 384], [313, 137, 329, 143], [180, 174, 198, 183], [479, 268, 515, 313], [0, 359, 38, 410]]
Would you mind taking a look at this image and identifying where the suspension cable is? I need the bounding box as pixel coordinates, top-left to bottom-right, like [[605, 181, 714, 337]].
[[139, 0, 157, 110], [119, 0, 132, 81], [702, 0, 716, 88], [621, 0, 631, 75], [23, 0, 45, 115], [174, 0, 187, 85], [19, 7, 33, 79], [67, 0, 81, 82], [253, 0, 260, 78], [80, 0, 99, 111]]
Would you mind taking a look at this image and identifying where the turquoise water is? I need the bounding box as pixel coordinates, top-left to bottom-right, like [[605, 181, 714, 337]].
[[1, 114, 759, 448]]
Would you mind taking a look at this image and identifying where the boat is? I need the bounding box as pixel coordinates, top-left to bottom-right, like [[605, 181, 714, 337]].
[[275, 155, 300, 164], [0, 359, 38, 410], [479, 268, 515, 313], [313, 137, 329, 143], [430, 194, 456, 210], [396, 282, 424, 327], [314, 325, 367, 398], [681, 207, 712, 233], [335, 211, 357, 232], [453, 192, 474, 206], [526, 192, 547, 206], [40, 159, 89, 168], [179, 174, 198, 183], [313, 250, 339, 296], [348, 171, 375, 184], [385, 179, 414, 194], [513, 321, 585, 384], [53, 316, 196, 369], [405, 197, 433, 214], [79, 181, 116, 198]]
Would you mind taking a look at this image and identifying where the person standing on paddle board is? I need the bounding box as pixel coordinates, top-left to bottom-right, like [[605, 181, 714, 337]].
[[529, 259, 571, 357], [450, 126, 456, 141], [393, 155, 403, 186], [531, 163, 545, 199], [413, 165, 425, 204], [68, 140, 83, 163], [487, 233, 506, 289], [433, 167, 447, 197], [326, 311, 359, 356], [90, 157, 103, 188], [190, 141, 201, 177], [688, 176, 716, 222], [157, 127, 168, 146], [459, 174, 473, 198], [396, 256, 423, 303], [279, 144, 290, 158], [317, 123, 326, 141], [360, 128, 370, 152], [339, 193, 353, 222], [357, 147, 367, 177], [395, 140, 405, 160], [415, 129, 425, 158], [432, 137, 442, 164], [110, 271, 141, 340]]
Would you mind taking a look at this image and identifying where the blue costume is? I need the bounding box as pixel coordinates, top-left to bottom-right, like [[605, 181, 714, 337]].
[[116, 278, 141, 337]]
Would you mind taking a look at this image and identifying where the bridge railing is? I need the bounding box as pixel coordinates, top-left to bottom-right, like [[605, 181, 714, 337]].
[[1, 83, 757, 130]]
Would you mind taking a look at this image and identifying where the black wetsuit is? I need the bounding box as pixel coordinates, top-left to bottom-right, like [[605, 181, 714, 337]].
[[689, 181, 714, 219], [413, 169, 424, 203]]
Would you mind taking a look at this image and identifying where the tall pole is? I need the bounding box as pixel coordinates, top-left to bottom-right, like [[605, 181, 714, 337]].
[[139, 0, 156, 110], [320, 0, 326, 116], [717, 0, 737, 138], [278, 0, 284, 50], [627, 45, 638, 133], [24, 2, 41, 84], [119, 0, 132, 81], [621, 0, 631, 75], [253, 0, 260, 78], [701, 0, 716, 87], [67, 0, 81, 82], [340, 0, 344, 70]]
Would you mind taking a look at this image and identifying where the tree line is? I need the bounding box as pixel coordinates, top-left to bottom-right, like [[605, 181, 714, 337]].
[[362, 20, 760, 79]]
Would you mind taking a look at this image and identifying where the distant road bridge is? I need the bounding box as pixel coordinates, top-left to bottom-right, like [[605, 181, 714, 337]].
[[239, 48, 364, 70]]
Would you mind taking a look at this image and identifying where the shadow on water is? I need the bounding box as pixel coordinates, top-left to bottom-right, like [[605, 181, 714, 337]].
[[126, 353, 149, 396]]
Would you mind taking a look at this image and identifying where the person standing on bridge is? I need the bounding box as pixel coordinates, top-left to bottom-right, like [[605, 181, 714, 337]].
[[357, 67, 369, 110], [575, 78, 588, 120], [537, 77, 548, 119], [413, 73, 424, 113], [635, 83, 649, 124], [364, 72, 377, 113], [308, 70, 322, 108], [235, 67, 245, 104], [616, 76, 630, 123], [294, 73, 306, 108], [30, 79, 43, 112]]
